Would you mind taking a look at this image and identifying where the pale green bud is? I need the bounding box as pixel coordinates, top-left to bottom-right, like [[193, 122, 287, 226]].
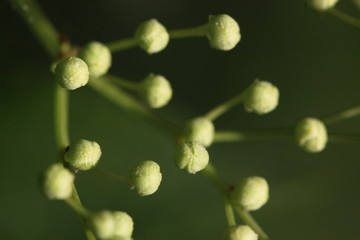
[[183, 117, 215, 147], [91, 210, 116, 240], [54, 57, 89, 90], [139, 74, 173, 108], [130, 160, 162, 196], [244, 80, 279, 115], [174, 142, 209, 174], [43, 163, 74, 200], [135, 19, 170, 54], [227, 225, 258, 240], [232, 176, 269, 211], [294, 117, 328, 153], [308, 0, 339, 11], [78, 41, 112, 77], [64, 139, 102, 171], [207, 14, 241, 51], [113, 211, 134, 239]]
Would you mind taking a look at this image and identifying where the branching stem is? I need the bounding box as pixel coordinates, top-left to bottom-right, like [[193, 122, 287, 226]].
[[321, 104, 360, 125], [328, 8, 360, 29], [204, 92, 245, 121], [215, 128, 293, 142]]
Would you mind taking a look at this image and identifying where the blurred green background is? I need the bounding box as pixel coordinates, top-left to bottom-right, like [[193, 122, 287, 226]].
[[1, 0, 360, 239]]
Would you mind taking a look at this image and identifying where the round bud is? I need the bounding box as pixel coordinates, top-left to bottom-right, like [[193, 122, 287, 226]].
[[43, 163, 74, 200], [244, 80, 279, 115], [64, 139, 102, 171], [78, 41, 112, 77], [130, 160, 162, 196], [174, 142, 209, 174], [227, 225, 258, 240], [294, 117, 328, 153], [135, 19, 170, 54], [139, 74, 173, 108], [113, 211, 134, 238], [308, 0, 339, 11], [232, 176, 269, 211], [54, 57, 89, 90], [207, 14, 241, 51], [183, 117, 215, 147], [91, 211, 115, 240]]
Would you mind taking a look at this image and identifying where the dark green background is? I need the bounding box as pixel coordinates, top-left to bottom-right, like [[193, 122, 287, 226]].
[[1, 0, 360, 239]]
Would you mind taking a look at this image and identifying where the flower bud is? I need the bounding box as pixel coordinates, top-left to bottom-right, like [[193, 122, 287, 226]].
[[91, 210, 115, 240], [183, 117, 215, 147], [244, 80, 279, 115], [308, 0, 339, 11], [78, 41, 112, 77], [294, 117, 328, 153], [130, 160, 162, 196], [207, 14, 241, 51], [174, 142, 209, 174], [227, 225, 258, 240], [135, 19, 169, 54], [54, 57, 89, 90], [64, 139, 102, 171], [43, 163, 74, 200], [113, 211, 134, 238], [139, 74, 173, 108], [232, 176, 269, 211]]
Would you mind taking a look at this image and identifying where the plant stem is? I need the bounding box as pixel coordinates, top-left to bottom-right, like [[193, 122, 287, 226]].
[[329, 134, 360, 143], [234, 205, 269, 240], [328, 8, 360, 28], [321, 105, 360, 125], [92, 168, 130, 184], [201, 162, 228, 194], [89, 76, 181, 138], [214, 128, 293, 142], [106, 74, 139, 91], [66, 196, 89, 217], [107, 37, 138, 53], [225, 199, 236, 227], [204, 92, 245, 121], [10, 0, 60, 59], [54, 84, 70, 155], [169, 24, 208, 39]]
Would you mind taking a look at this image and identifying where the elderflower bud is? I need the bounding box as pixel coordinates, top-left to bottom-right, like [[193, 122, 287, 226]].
[[130, 160, 162, 196], [227, 225, 258, 240], [113, 211, 134, 239], [135, 19, 170, 54], [54, 57, 89, 90], [64, 139, 102, 171], [207, 14, 241, 51], [78, 41, 112, 77], [91, 211, 116, 240], [183, 117, 215, 147], [308, 0, 339, 11], [174, 142, 209, 174], [139, 74, 173, 108], [294, 117, 328, 153], [244, 80, 279, 115], [43, 163, 74, 200], [232, 176, 269, 211]]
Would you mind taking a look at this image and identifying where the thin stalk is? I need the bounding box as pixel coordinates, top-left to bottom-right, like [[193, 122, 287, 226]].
[[321, 105, 360, 125], [224, 199, 236, 227], [204, 92, 245, 121], [201, 162, 228, 195], [106, 74, 139, 91], [92, 168, 130, 184], [328, 8, 360, 28], [65, 196, 89, 217], [54, 84, 70, 155], [169, 24, 208, 39], [107, 37, 138, 53], [214, 128, 293, 142], [329, 134, 360, 143]]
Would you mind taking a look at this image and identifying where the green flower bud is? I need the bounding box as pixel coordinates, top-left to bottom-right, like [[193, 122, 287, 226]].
[[135, 19, 169, 54], [244, 80, 279, 115], [54, 57, 89, 90], [43, 163, 74, 200], [78, 41, 112, 77], [174, 142, 209, 174], [113, 211, 134, 239], [227, 225, 258, 240], [308, 0, 339, 11], [91, 210, 116, 240], [64, 139, 102, 171], [139, 74, 173, 108], [207, 14, 241, 51], [130, 160, 162, 196], [183, 117, 215, 147], [232, 176, 269, 211], [294, 117, 328, 153]]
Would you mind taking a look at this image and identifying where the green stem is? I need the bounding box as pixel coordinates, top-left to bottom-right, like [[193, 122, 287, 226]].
[[89, 76, 181, 138], [204, 92, 245, 121], [225, 199, 236, 227], [65, 196, 89, 217], [169, 24, 208, 39], [321, 105, 360, 125], [214, 128, 293, 142], [329, 134, 360, 143], [234, 205, 269, 240], [10, 0, 60, 59], [201, 162, 228, 195], [328, 8, 360, 28], [107, 37, 138, 53], [54, 84, 70, 155], [106, 74, 140, 91], [92, 168, 130, 184]]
